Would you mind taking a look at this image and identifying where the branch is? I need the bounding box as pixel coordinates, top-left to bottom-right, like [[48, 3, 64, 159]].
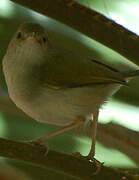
[[0, 137, 137, 180], [98, 123, 139, 165], [10, 0, 139, 66], [1, 94, 139, 166]]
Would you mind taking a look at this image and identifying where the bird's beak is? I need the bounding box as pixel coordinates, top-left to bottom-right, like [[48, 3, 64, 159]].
[[26, 32, 37, 42]]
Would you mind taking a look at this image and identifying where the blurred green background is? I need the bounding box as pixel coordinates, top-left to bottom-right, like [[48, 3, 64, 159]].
[[0, 0, 139, 179]]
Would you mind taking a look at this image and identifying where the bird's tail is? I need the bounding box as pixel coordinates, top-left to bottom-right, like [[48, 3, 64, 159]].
[[121, 70, 139, 78]]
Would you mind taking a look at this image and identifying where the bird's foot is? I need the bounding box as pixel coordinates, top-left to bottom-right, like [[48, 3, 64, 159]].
[[73, 152, 103, 175]]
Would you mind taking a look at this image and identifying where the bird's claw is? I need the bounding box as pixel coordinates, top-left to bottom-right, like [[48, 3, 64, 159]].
[[72, 152, 103, 175]]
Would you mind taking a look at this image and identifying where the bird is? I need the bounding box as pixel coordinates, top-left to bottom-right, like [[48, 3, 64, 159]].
[[2, 22, 139, 163]]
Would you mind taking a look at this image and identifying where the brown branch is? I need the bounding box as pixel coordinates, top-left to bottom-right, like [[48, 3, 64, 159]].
[[0, 137, 137, 180], [10, 0, 139, 66], [97, 123, 139, 165], [0, 95, 139, 167]]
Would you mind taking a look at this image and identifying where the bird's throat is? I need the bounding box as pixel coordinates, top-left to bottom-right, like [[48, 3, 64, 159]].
[[3, 43, 46, 102]]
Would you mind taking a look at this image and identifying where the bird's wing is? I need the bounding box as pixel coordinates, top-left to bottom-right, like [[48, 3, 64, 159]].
[[43, 50, 127, 89]]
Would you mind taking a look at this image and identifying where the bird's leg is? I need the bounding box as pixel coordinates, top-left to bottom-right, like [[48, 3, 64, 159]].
[[73, 111, 103, 174], [32, 118, 84, 143], [73, 111, 99, 159], [24, 119, 83, 156], [87, 110, 103, 174], [87, 110, 99, 160]]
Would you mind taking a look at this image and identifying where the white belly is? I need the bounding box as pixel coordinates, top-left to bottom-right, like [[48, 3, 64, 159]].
[[9, 84, 120, 126]]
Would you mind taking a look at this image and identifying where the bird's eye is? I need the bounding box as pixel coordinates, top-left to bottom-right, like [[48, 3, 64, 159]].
[[17, 32, 22, 39], [42, 37, 47, 43]]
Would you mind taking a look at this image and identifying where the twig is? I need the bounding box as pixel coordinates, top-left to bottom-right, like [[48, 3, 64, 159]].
[[97, 123, 139, 165], [0, 137, 137, 180], [10, 0, 139, 66], [0, 95, 139, 166]]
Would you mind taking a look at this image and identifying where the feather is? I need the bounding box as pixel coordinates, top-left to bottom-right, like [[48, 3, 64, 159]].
[[43, 50, 128, 89]]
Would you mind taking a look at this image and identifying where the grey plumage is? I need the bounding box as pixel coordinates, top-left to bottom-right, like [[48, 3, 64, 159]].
[[2, 22, 139, 161]]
